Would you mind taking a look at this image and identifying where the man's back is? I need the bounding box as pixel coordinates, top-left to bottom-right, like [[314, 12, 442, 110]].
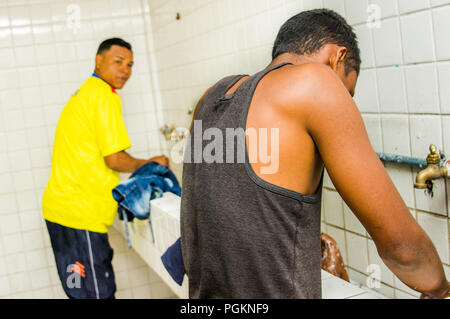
[[181, 8, 450, 299], [180, 63, 324, 298]]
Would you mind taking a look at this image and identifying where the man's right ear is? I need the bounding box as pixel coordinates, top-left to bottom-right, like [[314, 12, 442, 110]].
[[328, 47, 348, 72]]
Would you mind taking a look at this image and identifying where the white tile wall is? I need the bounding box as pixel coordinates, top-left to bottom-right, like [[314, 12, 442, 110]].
[[326, 225, 349, 265], [323, 0, 346, 16], [370, 0, 398, 19], [400, 11, 435, 64], [410, 115, 443, 158], [343, 202, 367, 236], [146, 0, 450, 299], [354, 24, 376, 70], [354, 70, 379, 113], [414, 175, 447, 216], [437, 63, 450, 114], [346, 232, 369, 273], [417, 212, 450, 264], [398, 0, 430, 14], [3, 0, 448, 300], [345, 0, 370, 25], [367, 239, 395, 286], [361, 114, 383, 152], [0, 0, 170, 299], [404, 64, 440, 114], [444, 117, 450, 156], [432, 6, 450, 60], [377, 67, 408, 113], [384, 163, 415, 208], [381, 115, 411, 155], [323, 189, 345, 228], [372, 18, 403, 67]]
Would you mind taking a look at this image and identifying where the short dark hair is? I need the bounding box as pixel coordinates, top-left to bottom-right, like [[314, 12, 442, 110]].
[[96, 38, 132, 55], [272, 9, 361, 75]]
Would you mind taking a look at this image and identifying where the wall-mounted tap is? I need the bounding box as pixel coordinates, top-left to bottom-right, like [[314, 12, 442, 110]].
[[414, 144, 449, 196], [160, 124, 187, 142]]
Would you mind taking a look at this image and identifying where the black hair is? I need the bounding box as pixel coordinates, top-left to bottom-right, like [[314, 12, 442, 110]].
[[96, 38, 132, 55], [272, 9, 361, 75]]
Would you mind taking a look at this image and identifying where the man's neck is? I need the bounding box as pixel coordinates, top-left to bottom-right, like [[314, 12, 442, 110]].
[[268, 53, 320, 68], [92, 71, 115, 90]]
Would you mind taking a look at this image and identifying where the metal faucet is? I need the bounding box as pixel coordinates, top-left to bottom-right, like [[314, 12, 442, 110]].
[[160, 124, 188, 142], [414, 145, 449, 194]]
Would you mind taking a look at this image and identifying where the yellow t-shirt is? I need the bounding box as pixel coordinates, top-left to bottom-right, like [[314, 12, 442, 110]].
[[42, 75, 132, 233]]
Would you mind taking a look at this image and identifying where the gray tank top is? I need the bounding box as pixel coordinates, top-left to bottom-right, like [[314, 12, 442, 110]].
[[180, 63, 324, 298]]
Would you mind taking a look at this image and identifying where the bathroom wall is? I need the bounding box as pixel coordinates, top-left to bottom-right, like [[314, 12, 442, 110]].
[[0, 0, 173, 298], [148, 0, 450, 299]]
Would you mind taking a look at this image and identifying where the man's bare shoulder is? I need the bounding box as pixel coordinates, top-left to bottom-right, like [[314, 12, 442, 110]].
[[263, 63, 348, 111]]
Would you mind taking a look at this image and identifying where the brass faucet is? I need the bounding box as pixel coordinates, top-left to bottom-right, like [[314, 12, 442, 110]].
[[414, 145, 449, 193]]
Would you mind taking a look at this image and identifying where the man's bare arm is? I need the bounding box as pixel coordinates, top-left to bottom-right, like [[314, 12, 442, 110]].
[[296, 64, 449, 298], [104, 151, 169, 173]]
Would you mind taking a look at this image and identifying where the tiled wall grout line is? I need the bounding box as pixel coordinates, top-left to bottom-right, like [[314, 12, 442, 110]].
[[130, 58, 450, 78], [154, 43, 275, 73], [4, 53, 450, 88], [366, 14, 380, 275], [349, 2, 450, 29], [3, 3, 31, 295], [323, 185, 449, 220], [345, 264, 418, 298], [397, 4, 420, 236], [323, 215, 450, 271], [0, 0, 174, 298], [151, 0, 276, 34], [150, 3, 285, 54], [2, 0, 450, 299], [430, 4, 450, 222], [143, 0, 168, 155], [0, 12, 147, 32]]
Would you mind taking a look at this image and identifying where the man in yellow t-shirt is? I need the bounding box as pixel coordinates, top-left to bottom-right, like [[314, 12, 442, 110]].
[[43, 38, 168, 299]]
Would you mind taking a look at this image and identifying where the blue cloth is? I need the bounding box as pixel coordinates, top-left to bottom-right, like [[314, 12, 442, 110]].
[[113, 161, 181, 221], [112, 161, 185, 286], [161, 238, 185, 286], [112, 162, 181, 247]]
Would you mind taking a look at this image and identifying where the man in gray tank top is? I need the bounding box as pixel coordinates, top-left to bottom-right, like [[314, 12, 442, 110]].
[[181, 9, 450, 299]]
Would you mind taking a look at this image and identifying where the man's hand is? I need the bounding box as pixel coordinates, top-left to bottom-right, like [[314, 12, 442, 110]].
[[149, 155, 169, 168]]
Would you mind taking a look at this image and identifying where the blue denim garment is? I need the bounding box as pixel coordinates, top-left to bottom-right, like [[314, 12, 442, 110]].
[[112, 161, 185, 286], [112, 162, 181, 247], [161, 237, 185, 286]]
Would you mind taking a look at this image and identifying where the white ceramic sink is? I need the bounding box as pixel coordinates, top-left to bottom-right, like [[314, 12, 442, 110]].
[[113, 192, 388, 299]]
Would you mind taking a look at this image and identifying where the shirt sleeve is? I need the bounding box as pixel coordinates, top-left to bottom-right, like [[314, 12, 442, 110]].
[[94, 94, 132, 157]]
